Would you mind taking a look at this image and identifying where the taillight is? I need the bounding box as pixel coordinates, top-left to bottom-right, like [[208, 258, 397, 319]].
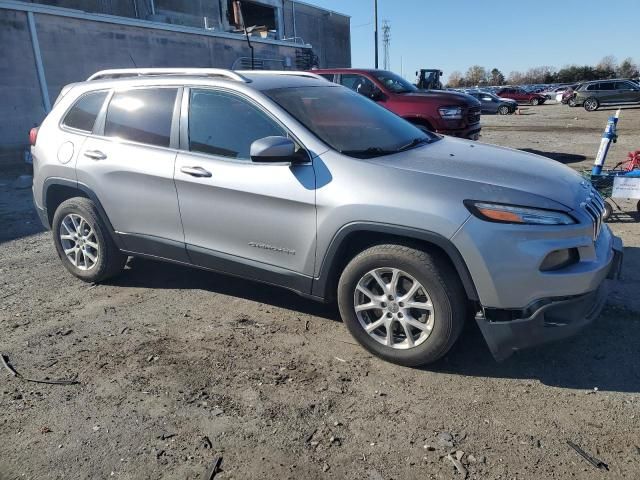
[[29, 127, 39, 146]]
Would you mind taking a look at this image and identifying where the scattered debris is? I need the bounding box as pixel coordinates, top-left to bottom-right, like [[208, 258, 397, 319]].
[[445, 451, 468, 477], [158, 433, 176, 440], [61, 329, 73, 336], [567, 441, 609, 471], [202, 436, 213, 449], [120, 327, 129, 334], [305, 320, 310, 331], [437, 431, 455, 448], [202, 455, 223, 480], [334, 357, 346, 363], [423, 444, 436, 451], [322, 463, 330, 472], [40, 426, 52, 434], [211, 408, 224, 416], [305, 428, 318, 443], [586, 387, 599, 395], [1, 353, 79, 386]]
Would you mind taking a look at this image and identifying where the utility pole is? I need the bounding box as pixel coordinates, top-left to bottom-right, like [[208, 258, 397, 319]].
[[382, 20, 390, 70], [374, 0, 379, 69]]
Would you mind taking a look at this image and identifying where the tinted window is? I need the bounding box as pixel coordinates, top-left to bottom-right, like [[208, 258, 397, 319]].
[[371, 71, 417, 93], [340, 74, 376, 94], [317, 73, 334, 81], [586, 84, 598, 91], [616, 81, 636, 90], [599, 82, 615, 91], [188, 89, 285, 160], [63, 91, 108, 132], [266, 86, 438, 158], [104, 88, 177, 147]]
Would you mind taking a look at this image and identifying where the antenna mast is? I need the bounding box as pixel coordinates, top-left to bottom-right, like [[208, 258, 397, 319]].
[[382, 20, 391, 70]]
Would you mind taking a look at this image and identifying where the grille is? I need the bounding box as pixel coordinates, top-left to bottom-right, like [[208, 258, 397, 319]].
[[467, 107, 481, 124], [581, 188, 605, 241]]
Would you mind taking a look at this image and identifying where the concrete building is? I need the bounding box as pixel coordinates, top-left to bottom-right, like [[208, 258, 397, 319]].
[[0, 0, 351, 166]]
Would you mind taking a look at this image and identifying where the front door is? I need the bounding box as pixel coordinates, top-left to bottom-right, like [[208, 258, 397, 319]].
[[174, 88, 317, 290]]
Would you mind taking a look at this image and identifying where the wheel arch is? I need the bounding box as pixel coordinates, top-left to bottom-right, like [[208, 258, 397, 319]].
[[312, 222, 479, 303], [43, 178, 123, 249]]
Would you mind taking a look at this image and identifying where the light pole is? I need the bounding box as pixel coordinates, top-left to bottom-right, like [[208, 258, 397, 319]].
[[374, 0, 379, 69]]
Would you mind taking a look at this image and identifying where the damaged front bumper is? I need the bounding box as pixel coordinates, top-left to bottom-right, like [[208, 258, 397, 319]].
[[476, 236, 623, 361]]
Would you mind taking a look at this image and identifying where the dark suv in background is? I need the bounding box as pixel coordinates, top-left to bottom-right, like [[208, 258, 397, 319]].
[[572, 79, 640, 111], [312, 69, 482, 139]]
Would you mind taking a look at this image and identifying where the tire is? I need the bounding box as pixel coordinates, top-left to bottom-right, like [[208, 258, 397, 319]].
[[637, 200, 640, 213], [337, 244, 467, 367], [568, 97, 577, 107], [498, 105, 510, 115], [603, 201, 613, 221], [52, 197, 127, 283], [530, 97, 540, 106], [584, 97, 599, 112]]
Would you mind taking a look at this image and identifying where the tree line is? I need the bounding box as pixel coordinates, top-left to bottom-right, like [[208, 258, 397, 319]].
[[447, 56, 640, 87]]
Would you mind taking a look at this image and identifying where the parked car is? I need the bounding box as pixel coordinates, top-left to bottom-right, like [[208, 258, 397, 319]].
[[573, 79, 640, 111], [542, 85, 569, 100], [31, 68, 622, 366], [495, 87, 547, 105], [311, 68, 482, 140], [561, 84, 582, 106], [465, 90, 517, 115]]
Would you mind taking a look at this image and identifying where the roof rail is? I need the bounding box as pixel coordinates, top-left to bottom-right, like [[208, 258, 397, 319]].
[[235, 70, 326, 81], [87, 68, 249, 82]]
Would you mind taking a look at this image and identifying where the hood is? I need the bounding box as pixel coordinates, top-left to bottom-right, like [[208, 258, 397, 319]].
[[369, 136, 588, 210], [405, 90, 481, 108], [499, 97, 518, 104]]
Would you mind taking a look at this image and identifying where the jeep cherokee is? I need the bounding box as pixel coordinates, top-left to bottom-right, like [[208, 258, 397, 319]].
[[31, 68, 623, 366]]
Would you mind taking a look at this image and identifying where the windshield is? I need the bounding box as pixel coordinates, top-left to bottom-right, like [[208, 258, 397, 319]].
[[371, 71, 418, 94], [266, 86, 438, 158]]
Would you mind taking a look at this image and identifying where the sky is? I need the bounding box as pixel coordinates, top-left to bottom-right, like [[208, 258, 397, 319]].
[[308, 0, 640, 82]]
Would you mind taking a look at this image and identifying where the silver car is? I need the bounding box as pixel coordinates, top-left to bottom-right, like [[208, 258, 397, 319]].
[[31, 69, 623, 365]]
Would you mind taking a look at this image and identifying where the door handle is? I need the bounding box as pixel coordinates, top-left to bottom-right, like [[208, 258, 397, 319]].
[[84, 150, 107, 161], [180, 166, 212, 178]]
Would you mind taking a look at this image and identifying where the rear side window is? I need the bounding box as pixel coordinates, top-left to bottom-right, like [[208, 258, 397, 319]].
[[586, 84, 598, 91], [599, 82, 614, 91], [62, 91, 108, 132], [188, 89, 285, 160], [104, 88, 178, 147], [317, 74, 335, 82]]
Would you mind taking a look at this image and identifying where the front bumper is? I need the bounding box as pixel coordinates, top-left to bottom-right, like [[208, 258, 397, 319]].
[[476, 235, 623, 361]]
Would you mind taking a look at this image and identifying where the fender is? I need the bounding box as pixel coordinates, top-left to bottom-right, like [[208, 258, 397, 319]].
[[311, 222, 479, 301]]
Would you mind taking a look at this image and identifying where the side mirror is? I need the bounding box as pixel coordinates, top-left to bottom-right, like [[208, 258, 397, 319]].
[[250, 136, 296, 163]]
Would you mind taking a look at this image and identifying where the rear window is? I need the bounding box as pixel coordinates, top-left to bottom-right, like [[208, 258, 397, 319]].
[[104, 88, 178, 147], [62, 91, 108, 132]]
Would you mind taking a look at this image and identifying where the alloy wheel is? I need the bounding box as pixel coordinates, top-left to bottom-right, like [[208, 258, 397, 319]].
[[353, 268, 435, 350], [59, 213, 99, 270]]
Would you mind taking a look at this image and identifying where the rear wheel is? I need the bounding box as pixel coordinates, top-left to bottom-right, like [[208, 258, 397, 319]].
[[498, 105, 510, 115], [584, 97, 599, 111], [52, 197, 127, 282], [337, 244, 467, 366]]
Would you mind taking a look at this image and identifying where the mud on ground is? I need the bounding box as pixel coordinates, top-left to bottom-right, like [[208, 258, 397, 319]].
[[1, 103, 640, 479]]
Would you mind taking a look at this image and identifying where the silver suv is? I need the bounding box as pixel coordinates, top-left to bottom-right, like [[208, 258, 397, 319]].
[[31, 68, 623, 365]]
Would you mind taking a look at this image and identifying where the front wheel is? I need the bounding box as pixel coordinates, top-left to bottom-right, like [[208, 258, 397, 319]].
[[584, 97, 599, 111], [603, 201, 613, 221], [568, 97, 577, 107], [52, 197, 127, 283], [530, 98, 540, 106], [337, 244, 467, 366]]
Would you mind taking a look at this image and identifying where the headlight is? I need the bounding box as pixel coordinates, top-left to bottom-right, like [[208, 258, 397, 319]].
[[465, 201, 576, 225], [438, 106, 463, 119]]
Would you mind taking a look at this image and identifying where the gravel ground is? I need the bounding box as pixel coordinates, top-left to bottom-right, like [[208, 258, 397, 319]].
[[1, 103, 639, 480]]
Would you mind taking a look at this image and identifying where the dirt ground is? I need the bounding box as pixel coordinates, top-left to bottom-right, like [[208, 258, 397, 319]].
[[1, 103, 640, 480]]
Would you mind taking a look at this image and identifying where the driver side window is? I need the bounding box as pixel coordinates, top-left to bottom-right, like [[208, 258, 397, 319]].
[[188, 89, 286, 160], [340, 74, 376, 95]]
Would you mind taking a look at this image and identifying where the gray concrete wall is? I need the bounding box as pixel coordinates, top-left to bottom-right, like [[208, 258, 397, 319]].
[[283, 1, 350, 68], [0, 9, 44, 165]]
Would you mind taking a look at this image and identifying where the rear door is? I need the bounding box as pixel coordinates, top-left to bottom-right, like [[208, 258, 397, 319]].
[[597, 82, 616, 104], [174, 88, 316, 290], [614, 81, 640, 103], [76, 86, 188, 261]]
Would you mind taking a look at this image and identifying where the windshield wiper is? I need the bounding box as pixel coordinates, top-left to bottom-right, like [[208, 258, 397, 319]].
[[397, 137, 431, 152], [340, 147, 396, 159]]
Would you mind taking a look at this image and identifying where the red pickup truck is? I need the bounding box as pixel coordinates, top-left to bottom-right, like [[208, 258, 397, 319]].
[[311, 68, 482, 140]]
